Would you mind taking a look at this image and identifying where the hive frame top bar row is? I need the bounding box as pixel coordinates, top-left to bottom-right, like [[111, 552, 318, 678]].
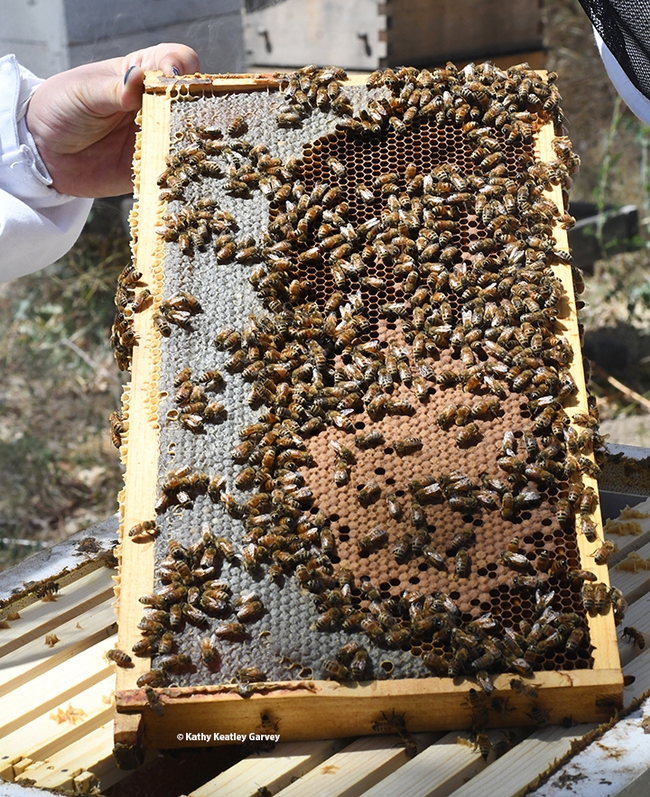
[[145, 71, 374, 94], [114, 67, 622, 756]]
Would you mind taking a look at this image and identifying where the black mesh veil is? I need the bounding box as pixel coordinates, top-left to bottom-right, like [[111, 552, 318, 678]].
[[578, 0, 650, 99]]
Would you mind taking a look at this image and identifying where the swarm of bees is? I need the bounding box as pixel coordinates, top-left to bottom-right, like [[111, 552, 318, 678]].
[[275, 65, 352, 127], [110, 264, 146, 371], [109, 410, 128, 449], [167, 365, 226, 434], [121, 62, 621, 697], [131, 531, 270, 688]]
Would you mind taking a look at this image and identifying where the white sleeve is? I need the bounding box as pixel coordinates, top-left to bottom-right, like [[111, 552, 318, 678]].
[[593, 28, 650, 127], [0, 54, 93, 284]]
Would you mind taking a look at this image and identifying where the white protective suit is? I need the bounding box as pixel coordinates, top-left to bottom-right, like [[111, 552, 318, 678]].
[[0, 54, 92, 283]]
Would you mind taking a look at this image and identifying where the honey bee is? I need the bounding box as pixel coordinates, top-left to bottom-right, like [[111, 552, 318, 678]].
[[527, 704, 551, 726], [206, 475, 226, 502], [35, 582, 60, 601], [117, 263, 142, 287], [314, 607, 342, 631], [501, 551, 531, 572], [144, 685, 165, 716], [445, 528, 474, 555], [354, 431, 386, 449], [455, 549, 471, 577], [157, 631, 174, 655], [509, 678, 538, 698], [332, 459, 349, 487], [393, 437, 423, 456], [554, 499, 572, 527], [579, 487, 598, 515], [610, 587, 627, 625], [581, 582, 595, 614], [238, 667, 267, 683], [214, 622, 247, 640], [137, 669, 167, 688], [509, 657, 534, 677], [346, 648, 368, 680], [358, 527, 388, 553], [499, 491, 514, 521], [106, 649, 133, 667], [356, 184, 375, 204], [322, 658, 349, 680], [152, 312, 171, 336], [421, 651, 446, 673], [131, 289, 152, 312], [329, 440, 356, 464], [128, 520, 158, 540], [385, 492, 403, 520], [594, 582, 611, 614], [358, 480, 381, 506], [591, 540, 616, 566], [513, 575, 541, 590], [456, 423, 480, 446], [236, 598, 265, 623], [623, 626, 646, 649], [580, 516, 598, 542], [392, 534, 412, 564], [226, 115, 248, 137], [109, 410, 127, 448], [565, 627, 585, 651], [566, 570, 598, 582], [158, 653, 192, 672], [327, 156, 346, 177], [169, 604, 182, 627]]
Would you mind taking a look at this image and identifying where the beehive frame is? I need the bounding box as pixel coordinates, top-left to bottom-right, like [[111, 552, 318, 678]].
[[113, 68, 622, 756]]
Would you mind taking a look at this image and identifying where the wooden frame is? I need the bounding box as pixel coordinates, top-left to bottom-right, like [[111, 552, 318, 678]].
[[114, 71, 623, 755]]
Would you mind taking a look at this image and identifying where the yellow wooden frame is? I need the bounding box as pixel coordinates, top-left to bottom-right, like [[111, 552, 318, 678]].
[[114, 72, 623, 753]]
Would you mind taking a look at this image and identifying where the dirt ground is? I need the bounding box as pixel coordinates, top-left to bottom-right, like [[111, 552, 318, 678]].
[[2, 0, 650, 571]]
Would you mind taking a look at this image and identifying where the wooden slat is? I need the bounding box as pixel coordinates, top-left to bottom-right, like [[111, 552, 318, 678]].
[[18, 723, 116, 791], [616, 592, 650, 667], [118, 667, 623, 750], [609, 539, 650, 605], [536, 120, 619, 675], [0, 567, 114, 658], [144, 71, 370, 94], [444, 724, 595, 797], [190, 739, 345, 797], [0, 639, 112, 737], [358, 731, 489, 797], [623, 646, 650, 704], [0, 676, 115, 780], [604, 499, 650, 563], [273, 735, 439, 797], [115, 74, 170, 698], [18, 733, 155, 795], [0, 599, 116, 697]]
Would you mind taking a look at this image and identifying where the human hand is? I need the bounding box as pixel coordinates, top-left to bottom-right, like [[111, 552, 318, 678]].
[[25, 44, 200, 198]]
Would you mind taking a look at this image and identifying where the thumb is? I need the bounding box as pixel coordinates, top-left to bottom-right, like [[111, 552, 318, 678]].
[[121, 65, 146, 111]]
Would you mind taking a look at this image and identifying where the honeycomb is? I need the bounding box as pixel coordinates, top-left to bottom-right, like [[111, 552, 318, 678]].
[[116, 64, 616, 697]]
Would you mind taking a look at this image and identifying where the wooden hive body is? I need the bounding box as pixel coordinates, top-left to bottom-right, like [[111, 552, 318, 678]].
[[112, 66, 623, 755]]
